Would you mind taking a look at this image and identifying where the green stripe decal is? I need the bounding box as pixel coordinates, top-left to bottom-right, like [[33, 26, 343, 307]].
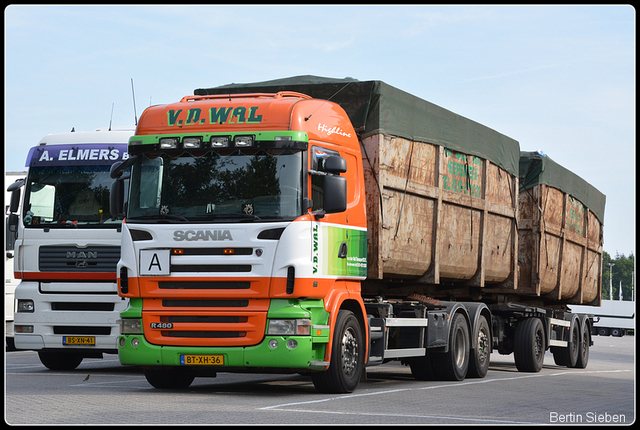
[[313, 223, 367, 278]]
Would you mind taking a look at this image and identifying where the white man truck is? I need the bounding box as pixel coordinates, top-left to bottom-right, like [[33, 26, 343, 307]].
[[111, 76, 605, 392], [6, 170, 27, 350], [8, 128, 133, 369]]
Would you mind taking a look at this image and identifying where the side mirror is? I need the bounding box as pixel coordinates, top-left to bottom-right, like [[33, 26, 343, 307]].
[[9, 189, 21, 213], [323, 174, 347, 214], [8, 213, 19, 233], [7, 179, 24, 213], [323, 156, 347, 174], [110, 179, 126, 219], [110, 155, 137, 179], [110, 161, 124, 179]]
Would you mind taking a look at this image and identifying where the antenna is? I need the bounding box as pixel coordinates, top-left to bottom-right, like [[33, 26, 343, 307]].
[[131, 78, 138, 126], [304, 81, 352, 122], [109, 103, 114, 131]]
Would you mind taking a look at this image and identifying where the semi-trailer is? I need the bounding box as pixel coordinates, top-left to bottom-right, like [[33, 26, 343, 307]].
[[111, 76, 604, 392]]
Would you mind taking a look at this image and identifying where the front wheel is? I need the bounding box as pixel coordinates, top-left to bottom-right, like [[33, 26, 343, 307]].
[[143, 366, 195, 389], [312, 310, 364, 393], [38, 351, 83, 370]]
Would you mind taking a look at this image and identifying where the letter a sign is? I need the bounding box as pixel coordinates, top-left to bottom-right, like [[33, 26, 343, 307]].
[[140, 249, 170, 276]]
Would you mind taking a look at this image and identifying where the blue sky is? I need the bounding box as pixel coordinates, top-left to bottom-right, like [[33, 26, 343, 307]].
[[4, 5, 635, 256]]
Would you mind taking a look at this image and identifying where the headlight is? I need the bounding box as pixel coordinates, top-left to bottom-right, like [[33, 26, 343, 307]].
[[210, 136, 230, 147], [16, 299, 34, 312], [267, 319, 311, 336], [119, 318, 143, 334], [159, 137, 179, 149], [234, 135, 254, 147], [182, 136, 202, 148]]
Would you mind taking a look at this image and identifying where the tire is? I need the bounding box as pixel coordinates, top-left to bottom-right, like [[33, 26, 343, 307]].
[[597, 327, 610, 336], [312, 310, 364, 393], [6, 337, 17, 351], [514, 318, 545, 372], [38, 351, 83, 370], [143, 366, 195, 389], [552, 318, 579, 368], [408, 355, 435, 381], [467, 314, 490, 378], [429, 312, 470, 381], [573, 322, 590, 369]]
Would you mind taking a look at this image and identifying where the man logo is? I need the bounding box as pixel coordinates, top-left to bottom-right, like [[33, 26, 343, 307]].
[[67, 251, 97, 269]]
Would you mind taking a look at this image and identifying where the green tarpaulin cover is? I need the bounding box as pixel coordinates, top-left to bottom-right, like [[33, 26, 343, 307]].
[[519, 151, 605, 224], [195, 75, 520, 176]]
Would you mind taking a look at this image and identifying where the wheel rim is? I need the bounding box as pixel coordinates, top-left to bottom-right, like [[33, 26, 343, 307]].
[[581, 330, 589, 358], [341, 326, 359, 377], [534, 330, 544, 361], [571, 326, 579, 357], [477, 328, 489, 365], [454, 327, 466, 368]]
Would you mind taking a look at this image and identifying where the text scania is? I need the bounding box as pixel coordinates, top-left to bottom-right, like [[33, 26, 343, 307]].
[[167, 106, 263, 127], [173, 230, 233, 241]]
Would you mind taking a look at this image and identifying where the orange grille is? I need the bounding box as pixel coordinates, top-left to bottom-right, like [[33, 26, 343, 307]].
[[139, 276, 271, 347], [142, 298, 269, 347]]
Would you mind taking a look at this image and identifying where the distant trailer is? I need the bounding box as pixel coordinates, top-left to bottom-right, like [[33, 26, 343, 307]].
[[570, 300, 635, 336]]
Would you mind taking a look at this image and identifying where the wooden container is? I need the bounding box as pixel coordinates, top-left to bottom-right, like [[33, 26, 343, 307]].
[[361, 134, 518, 295]]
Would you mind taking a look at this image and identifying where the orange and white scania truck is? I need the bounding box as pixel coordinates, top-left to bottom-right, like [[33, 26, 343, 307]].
[[111, 76, 605, 393]]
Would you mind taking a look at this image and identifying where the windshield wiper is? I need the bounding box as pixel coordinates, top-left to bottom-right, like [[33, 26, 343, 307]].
[[212, 213, 261, 221], [127, 214, 188, 222], [189, 213, 262, 222]]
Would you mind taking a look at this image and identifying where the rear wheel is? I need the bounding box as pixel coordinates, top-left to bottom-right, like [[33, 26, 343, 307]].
[[429, 312, 470, 381], [38, 351, 83, 370], [573, 322, 590, 369], [514, 318, 545, 372], [143, 366, 195, 389], [552, 318, 579, 367], [312, 310, 364, 393], [467, 314, 490, 378]]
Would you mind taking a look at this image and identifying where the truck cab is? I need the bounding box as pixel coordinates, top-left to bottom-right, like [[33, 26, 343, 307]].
[[113, 93, 368, 391], [9, 128, 133, 369]]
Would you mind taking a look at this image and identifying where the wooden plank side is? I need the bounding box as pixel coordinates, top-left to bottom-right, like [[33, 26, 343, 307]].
[[517, 183, 604, 305], [362, 133, 518, 292]]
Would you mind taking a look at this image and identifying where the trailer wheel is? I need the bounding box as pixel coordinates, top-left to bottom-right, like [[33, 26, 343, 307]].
[[312, 310, 364, 393], [572, 322, 590, 369], [38, 351, 83, 370], [552, 318, 579, 367], [143, 366, 195, 389], [467, 314, 490, 378], [430, 312, 470, 381], [514, 318, 545, 372]]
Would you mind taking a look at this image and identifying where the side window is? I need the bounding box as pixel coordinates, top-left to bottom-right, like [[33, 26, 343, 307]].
[[310, 146, 340, 212]]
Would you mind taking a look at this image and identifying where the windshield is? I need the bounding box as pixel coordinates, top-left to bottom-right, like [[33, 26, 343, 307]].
[[23, 165, 121, 227], [128, 149, 304, 222]]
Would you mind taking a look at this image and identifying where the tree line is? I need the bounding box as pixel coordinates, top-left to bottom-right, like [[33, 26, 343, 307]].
[[601, 251, 635, 301]]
